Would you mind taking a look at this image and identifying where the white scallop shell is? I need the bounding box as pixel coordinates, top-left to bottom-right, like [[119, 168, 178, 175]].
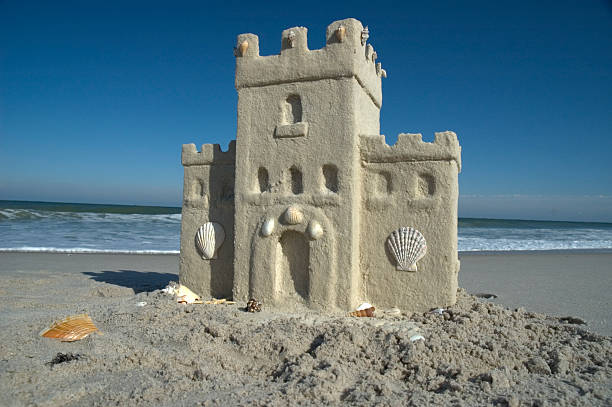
[[284, 206, 303, 225], [196, 222, 225, 259], [386, 227, 427, 271], [307, 221, 323, 239], [262, 218, 275, 237]]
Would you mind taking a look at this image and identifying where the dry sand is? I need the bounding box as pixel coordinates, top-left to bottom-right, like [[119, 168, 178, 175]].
[[0, 252, 610, 406]]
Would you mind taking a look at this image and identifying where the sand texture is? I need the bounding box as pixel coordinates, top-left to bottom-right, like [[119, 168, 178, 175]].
[[0, 253, 611, 406]]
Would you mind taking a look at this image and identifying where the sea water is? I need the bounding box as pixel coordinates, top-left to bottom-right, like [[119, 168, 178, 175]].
[[1, 200, 611, 253]]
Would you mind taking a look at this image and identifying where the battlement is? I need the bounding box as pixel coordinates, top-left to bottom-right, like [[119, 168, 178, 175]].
[[359, 132, 462, 171], [235, 18, 384, 108], [182, 140, 236, 166]]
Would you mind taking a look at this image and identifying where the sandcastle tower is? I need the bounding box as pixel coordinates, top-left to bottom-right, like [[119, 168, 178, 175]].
[[180, 18, 461, 313]]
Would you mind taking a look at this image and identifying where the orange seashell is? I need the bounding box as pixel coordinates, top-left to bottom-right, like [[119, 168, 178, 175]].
[[349, 306, 375, 317], [40, 314, 100, 342]]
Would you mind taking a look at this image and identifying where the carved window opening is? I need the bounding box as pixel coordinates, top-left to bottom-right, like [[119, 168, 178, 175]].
[[417, 173, 435, 197], [289, 166, 303, 194], [322, 164, 338, 193], [258, 167, 271, 193], [378, 171, 392, 195], [199, 179, 206, 197], [283, 94, 302, 124]]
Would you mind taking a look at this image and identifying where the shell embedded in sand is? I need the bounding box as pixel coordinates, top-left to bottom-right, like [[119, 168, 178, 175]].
[[176, 285, 203, 304], [307, 221, 323, 240], [361, 26, 369, 45], [40, 314, 100, 342], [336, 25, 346, 42], [196, 222, 225, 259], [246, 298, 262, 313], [287, 30, 296, 48], [349, 306, 375, 317], [239, 40, 249, 56], [262, 218, 275, 237], [283, 206, 303, 225], [387, 227, 427, 271]]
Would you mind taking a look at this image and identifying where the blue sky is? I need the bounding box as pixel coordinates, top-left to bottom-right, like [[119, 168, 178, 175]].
[[1, 1, 611, 221]]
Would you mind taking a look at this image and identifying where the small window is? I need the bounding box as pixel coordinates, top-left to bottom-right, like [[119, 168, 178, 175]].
[[322, 164, 338, 193], [283, 94, 302, 124], [258, 167, 271, 193], [289, 166, 303, 194]]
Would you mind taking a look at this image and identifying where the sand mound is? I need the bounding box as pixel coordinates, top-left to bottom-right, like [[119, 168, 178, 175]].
[[2, 289, 610, 406]]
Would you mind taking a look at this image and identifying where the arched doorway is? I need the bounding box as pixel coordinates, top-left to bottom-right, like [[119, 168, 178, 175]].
[[275, 230, 309, 301]]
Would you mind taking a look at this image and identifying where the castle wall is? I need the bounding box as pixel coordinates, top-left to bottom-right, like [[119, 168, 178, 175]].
[[359, 132, 461, 312], [180, 142, 235, 299]]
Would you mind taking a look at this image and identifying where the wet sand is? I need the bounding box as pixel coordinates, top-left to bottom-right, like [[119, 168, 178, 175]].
[[0, 252, 610, 405]]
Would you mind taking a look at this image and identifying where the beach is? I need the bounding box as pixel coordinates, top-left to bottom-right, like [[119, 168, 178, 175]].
[[0, 251, 610, 405]]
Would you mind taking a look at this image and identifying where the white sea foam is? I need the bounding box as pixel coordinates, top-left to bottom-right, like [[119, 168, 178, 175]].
[[0, 247, 179, 254]]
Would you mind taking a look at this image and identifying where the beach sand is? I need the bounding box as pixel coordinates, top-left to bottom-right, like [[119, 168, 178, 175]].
[[0, 252, 610, 405]]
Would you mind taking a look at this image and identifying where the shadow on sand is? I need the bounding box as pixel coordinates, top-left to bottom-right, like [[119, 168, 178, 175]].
[[83, 270, 176, 293]]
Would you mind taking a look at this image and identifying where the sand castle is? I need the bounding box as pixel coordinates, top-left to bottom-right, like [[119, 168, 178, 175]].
[[180, 18, 461, 312]]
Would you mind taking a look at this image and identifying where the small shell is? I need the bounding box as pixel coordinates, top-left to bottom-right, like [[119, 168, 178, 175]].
[[387, 227, 427, 271], [336, 25, 346, 42], [239, 40, 249, 56], [361, 26, 369, 45], [40, 314, 100, 342], [287, 30, 296, 48], [356, 302, 372, 311], [176, 285, 203, 304], [307, 221, 323, 239], [284, 206, 303, 225], [410, 334, 425, 342], [196, 222, 225, 259], [349, 306, 375, 317], [262, 218, 275, 237], [246, 298, 262, 313]]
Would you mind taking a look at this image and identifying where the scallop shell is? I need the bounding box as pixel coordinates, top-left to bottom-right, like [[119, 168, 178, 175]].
[[262, 218, 275, 237], [196, 222, 225, 259], [349, 306, 375, 317], [283, 206, 303, 225], [40, 314, 100, 342], [336, 25, 346, 42], [387, 227, 427, 271], [239, 40, 249, 56], [307, 221, 323, 239]]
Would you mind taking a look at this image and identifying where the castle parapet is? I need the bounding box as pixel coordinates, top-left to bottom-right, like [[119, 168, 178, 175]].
[[360, 132, 462, 171], [182, 140, 236, 166], [235, 18, 384, 108]]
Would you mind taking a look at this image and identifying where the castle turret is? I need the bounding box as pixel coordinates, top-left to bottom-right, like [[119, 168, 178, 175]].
[[232, 18, 385, 310]]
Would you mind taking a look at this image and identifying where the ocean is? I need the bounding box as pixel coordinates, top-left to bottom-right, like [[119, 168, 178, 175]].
[[1, 200, 611, 254]]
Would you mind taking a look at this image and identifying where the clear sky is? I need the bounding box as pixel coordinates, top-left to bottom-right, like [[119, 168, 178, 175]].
[[1, 1, 611, 221]]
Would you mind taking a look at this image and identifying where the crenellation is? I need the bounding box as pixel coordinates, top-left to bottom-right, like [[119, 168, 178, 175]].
[[359, 132, 461, 170], [235, 18, 383, 107], [182, 141, 236, 166]]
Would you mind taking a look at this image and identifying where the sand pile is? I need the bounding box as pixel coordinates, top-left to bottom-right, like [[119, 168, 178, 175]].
[[1, 286, 610, 406]]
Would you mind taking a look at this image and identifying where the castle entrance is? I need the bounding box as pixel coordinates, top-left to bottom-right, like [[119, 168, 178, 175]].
[[276, 230, 310, 301], [247, 206, 336, 310]]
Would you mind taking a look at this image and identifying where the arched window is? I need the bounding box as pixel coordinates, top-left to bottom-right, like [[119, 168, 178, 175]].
[[258, 167, 271, 193], [289, 166, 303, 194], [322, 164, 338, 193], [283, 94, 302, 124]]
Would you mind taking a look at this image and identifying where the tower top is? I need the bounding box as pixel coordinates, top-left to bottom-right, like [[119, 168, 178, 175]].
[[235, 18, 385, 108]]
